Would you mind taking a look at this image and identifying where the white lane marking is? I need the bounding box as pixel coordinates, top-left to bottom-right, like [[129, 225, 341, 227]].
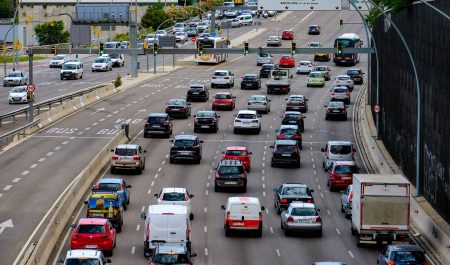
[[262, 162, 265, 167], [263, 191, 266, 197], [262, 169, 265, 174], [100, 118, 105, 121], [92, 123, 98, 126], [131, 246, 135, 254], [154, 174, 158, 179], [46, 152, 54, 156], [312, 164, 316, 168], [262, 183, 265, 189], [188, 123, 192, 127], [204, 207, 207, 213], [4, 185, 12, 190], [205, 190, 209, 196], [54, 146, 61, 151], [311, 157, 314, 162], [348, 251, 354, 258], [314, 170, 317, 175], [206, 183, 210, 188], [204, 226, 207, 233], [270, 227, 274, 234], [158, 167, 162, 172], [317, 185, 321, 190], [262, 176, 265, 181], [327, 209, 331, 215], [107, 114, 112, 117], [147, 188, 152, 194], [315, 177, 319, 182], [69, 137, 76, 140], [336, 228, 341, 235], [320, 192, 324, 198], [205, 248, 209, 256], [136, 224, 140, 231], [0, 194, 3, 198], [276, 249, 281, 257], [208, 174, 211, 180], [165, 154, 169, 159], [84, 127, 91, 131], [21, 171, 30, 176], [62, 141, 69, 145], [38, 158, 46, 162], [151, 181, 155, 186], [162, 160, 166, 165], [265, 208, 269, 214], [263, 156, 266, 161], [113, 110, 119, 114], [12, 178, 21, 183], [181, 131, 185, 134], [230, 55, 244, 62], [310, 146, 313, 150], [214, 155, 217, 160], [141, 206, 145, 212]]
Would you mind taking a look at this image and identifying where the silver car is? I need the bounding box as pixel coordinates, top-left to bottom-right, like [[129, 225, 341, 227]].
[[110, 144, 146, 174], [280, 202, 322, 236], [49, 54, 69, 68], [330, 86, 351, 104], [321, 140, 355, 169], [267, 36, 281, 46], [340, 184, 353, 219], [175, 32, 188, 43], [247, 95, 271, 113], [3, 71, 28, 86], [257, 53, 274, 66], [334, 75, 354, 91]]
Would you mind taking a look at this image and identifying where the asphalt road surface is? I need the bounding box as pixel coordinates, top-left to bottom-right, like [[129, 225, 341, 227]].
[[0, 10, 376, 265]]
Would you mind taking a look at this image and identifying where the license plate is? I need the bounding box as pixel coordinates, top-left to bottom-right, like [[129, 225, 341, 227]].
[[246, 84, 252, 86], [201, 125, 209, 128], [233, 222, 244, 226], [65, 73, 70, 76], [224, 181, 237, 185], [86, 244, 98, 248], [180, 151, 190, 155], [152, 125, 160, 127], [342, 176, 351, 180], [171, 109, 179, 111], [121, 157, 131, 160], [92, 213, 104, 217], [220, 103, 226, 105], [333, 110, 340, 113], [297, 219, 311, 223], [243, 121, 250, 124], [282, 154, 291, 157], [192, 92, 199, 94]]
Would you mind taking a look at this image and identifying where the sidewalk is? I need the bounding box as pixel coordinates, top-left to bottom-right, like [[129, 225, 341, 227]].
[[354, 85, 450, 265]]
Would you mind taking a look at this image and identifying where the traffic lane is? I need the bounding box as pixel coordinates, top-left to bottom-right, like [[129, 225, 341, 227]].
[[0, 135, 110, 265]]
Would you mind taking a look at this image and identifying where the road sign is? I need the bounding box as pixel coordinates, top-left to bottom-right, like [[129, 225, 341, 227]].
[[257, 0, 342, 11], [374, 104, 380, 114], [349, 0, 371, 11], [27, 84, 36, 93], [191, 36, 197, 42], [159, 36, 176, 48]]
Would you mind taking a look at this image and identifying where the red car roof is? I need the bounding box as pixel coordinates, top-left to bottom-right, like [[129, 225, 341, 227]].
[[78, 218, 107, 225], [226, 146, 247, 151]]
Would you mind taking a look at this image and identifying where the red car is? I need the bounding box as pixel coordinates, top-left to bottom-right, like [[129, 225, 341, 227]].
[[326, 161, 359, 191], [212, 92, 235, 111], [281, 30, 294, 40], [222, 146, 252, 171], [279, 55, 295, 68], [70, 218, 116, 256]]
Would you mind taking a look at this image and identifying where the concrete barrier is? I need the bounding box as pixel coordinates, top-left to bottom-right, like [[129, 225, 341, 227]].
[[21, 129, 129, 265]]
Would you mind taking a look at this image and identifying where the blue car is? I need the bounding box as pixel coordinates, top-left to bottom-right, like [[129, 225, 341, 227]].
[[377, 244, 427, 265], [93, 178, 131, 209]]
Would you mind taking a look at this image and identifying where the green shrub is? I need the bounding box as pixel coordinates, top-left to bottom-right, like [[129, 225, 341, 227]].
[[113, 74, 122, 87]]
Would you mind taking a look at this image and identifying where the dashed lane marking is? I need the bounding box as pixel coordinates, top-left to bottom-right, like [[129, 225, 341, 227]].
[[141, 206, 145, 212], [136, 225, 140, 231], [46, 152, 54, 156], [54, 146, 61, 151], [327, 209, 331, 215], [204, 207, 207, 213], [131, 246, 135, 254], [336, 228, 341, 235], [38, 158, 46, 162], [21, 171, 30, 176], [270, 227, 274, 234], [276, 249, 281, 257], [204, 226, 207, 233], [151, 181, 155, 186], [147, 188, 152, 194], [154, 174, 158, 179], [205, 248, 209, 256], [348, 251, 354, 258], [12, 178, 21, 183], [4, 185, 12, 190], [62, 141, 69, 145]]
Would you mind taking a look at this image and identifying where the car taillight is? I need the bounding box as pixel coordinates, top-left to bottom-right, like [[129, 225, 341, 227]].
[[387, 260, 396, 265], [307, 199, 314, 203], [347, 80, 351, 83], [120, 184, 124, 190], [422, 262, 429, 265], [215, 172, 220, 179], [72, 234, 79, 239], [163, 121, 169, 125], [185, 194, 189, 201], [349, 191, 353, 202], [146, 224, 150, 241], [224, 77, 229, 79], [342, 109, 347, 113], [287, 216, 294, 223], [212, 119, 217, 123], [316, 216, 322, 223], [294, 135, 301, 139], [226, 211, 230, 219], [331, 92, 335, 96], [179, 107, 187, 111], [112, 155, 119, 160], [101, 234, 109, 239], [165, 107, 171, 110], [235, 119, 241, 122], [194, 118, 198, 123], [251, 120, 258, 123], [287, 102, 292, 105], [145, 122, 149, 125], [326, 109, 331, 113], [259, 212, 262, 221], [280, 199, 288, 203], [278, 134, 285, 139], [212, 76, 216, 79], [133, 156, 140, 161], [346, 92, 350, 96]]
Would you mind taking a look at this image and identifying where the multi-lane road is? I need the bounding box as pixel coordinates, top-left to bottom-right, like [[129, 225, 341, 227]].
[[0, 9, 377, 265]]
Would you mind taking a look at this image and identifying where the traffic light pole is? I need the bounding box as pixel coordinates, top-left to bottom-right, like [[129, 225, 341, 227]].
[[28, 51, 33, 122]]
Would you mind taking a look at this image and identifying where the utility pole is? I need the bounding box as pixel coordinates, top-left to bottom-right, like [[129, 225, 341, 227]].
[[130, 0, 138, 77], [28, 50, 34, 122]]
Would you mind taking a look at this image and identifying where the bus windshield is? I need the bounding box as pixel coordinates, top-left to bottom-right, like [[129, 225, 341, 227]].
[[335, 39, 355, 47], [198, 39, 214, 48]]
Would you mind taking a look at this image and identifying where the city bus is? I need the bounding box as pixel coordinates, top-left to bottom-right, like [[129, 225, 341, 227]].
[[333, 33, 362, 66], [195, 37, 229, 64]]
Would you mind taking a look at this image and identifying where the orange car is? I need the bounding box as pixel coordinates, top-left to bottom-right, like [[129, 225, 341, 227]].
[[222, 146, 252, 172]]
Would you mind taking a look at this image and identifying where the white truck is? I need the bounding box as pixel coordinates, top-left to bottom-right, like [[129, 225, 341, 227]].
[[351, 174, 411, 247], [266, 68, 292, 94]]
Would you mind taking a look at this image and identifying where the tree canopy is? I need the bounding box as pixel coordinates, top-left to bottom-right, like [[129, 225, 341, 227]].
[[34, 20, 70, 45]]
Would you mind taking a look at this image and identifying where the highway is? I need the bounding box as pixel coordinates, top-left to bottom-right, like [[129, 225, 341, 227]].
[[0, 9, 377, 265]]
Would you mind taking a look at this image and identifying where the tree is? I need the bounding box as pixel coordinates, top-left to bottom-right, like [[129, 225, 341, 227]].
[[34, 20, 70, 45], [141, 1, 169, 30], [0, 0, 14, 19]]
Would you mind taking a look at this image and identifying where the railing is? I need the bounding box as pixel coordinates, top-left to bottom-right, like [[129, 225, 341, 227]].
[[0, 118, 40, 149]]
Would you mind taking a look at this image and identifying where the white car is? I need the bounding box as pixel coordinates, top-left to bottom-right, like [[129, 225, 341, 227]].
[[196, 20, 210, 32], [9, 86, 32, 104], [224, 10, 238, 18], [155, 187, 194, 220], [3, 71, 28, 86], [233, 110, 261, 134], [156, 30, 168, 37], [296, 61, 315, 74], [211, 70, 235, 88], [60, 61, 83, 80], [308, 41, 321, 48], [146, 34, 159, 46], [172, 23, 187, 33], [64, 250, 111, 265], [91, 56, 112, 72], [228, 18, 241, 28], [175, 32, 188, 43], [334, 75, 354, 91], [247, 95, 271, 114], [267, 36, 281, 46], [49, 54, 69, 68], [108, 54, 125, 67]]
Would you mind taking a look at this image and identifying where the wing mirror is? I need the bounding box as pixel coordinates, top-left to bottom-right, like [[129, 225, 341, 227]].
[[272, 188, 277, 192], [200, 140, 204, 143], [220, 205, 226, 210], [321, 148, 325, 152], [106, 259, 112, 264], [154, 194, 159, 198], [190, 253, 198, 257], [261, 206, 266, 211], [70, 224, 77, 229], [189, 194, 194, 198], [140, 212, 146, 220], [249, 152, 253, 154], [217, 115, 221, 118], [310, 189, 315, 193]]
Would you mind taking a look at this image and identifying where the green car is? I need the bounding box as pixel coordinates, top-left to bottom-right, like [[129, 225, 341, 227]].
[[306, 71, 325, 87]]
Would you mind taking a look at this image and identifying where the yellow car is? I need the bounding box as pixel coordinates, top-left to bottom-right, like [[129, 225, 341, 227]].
[[307, 72, 325, 87], [308, 42, 330, 61]]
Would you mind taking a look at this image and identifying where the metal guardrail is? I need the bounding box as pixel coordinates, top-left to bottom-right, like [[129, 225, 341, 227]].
[[0, 118, 40, 148], [0, 83, 107, 127]]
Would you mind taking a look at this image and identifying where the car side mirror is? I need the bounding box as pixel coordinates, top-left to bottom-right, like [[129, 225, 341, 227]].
[[290, 75, 293, 78], [71, 224, 76, 229], [324, 105, 327, 108], [191, 253, 197, 257], [269, 146, 274, 149], [110, 149, 114, 152], [310, 189, 314, 193], [189, 194, 194, 198], [84, 200, 88, 205], [233, 96, 236, 98], [200, 140, 204, 143], [340, 190, 344, 194], [221, 205, 226, 210], [317, 209, 320, 212], [273, 188, 277, 192], [169, 139, 174, 143], [106, 259, 112, 263], [261, 206, 265, 211], [193, 115, 196, 118], [306, 99, 309, 101], [188, 103, 191, 105], [140, 212, 146, 220], [321, 148, 325, 152], [127, 185, 132, 188], [217, 115, 221, 118], [144, 150, 147, 153], [249, 152, 252, 154], [154, 194, 159, 198]]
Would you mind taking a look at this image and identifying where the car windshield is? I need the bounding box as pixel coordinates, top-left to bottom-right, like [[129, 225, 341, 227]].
[[243, 76, 257, 81], [77, 225, 106, 234], [334, 165, 357, 174], [109, 54, 120, 59], [272, 71, 287, 77], [214, 71, 228, 76], [97, 183, 120, 191], [157, 30, 166, 34], [153, 253, 190, 264], [291, 207, 317, 216], [174, 140, 195, 147], [225, 150, 246, 156], [215, 94, 232, 99], [174, 23, 184, 28], [62, 64, 76, 70], [259, 53, 270, 58], [52, 56, 65, 60], [309, 73, 322, 78], [268, 36, 278, 40], [218, 166, 244, 175], [328, 102, 345, 108], [162, 192, 185, 201], [338, 76, 350, 80], [12, 87, 27, 93], [281, 56, 291, 60], [393, 251, 426, 262], [333, 88, 348, 93], [282, 187, 308, 196], [104, 43, 117, 48], [94, 58, 106, 63], [347, 70, 361, 75], [167, 99, 186, 106], [7, 72, 21, 77], [64, 258, 101, 265], [175, 32, 185, 36], [250, 96, 265, 101], [309, 43, 320, 47], [115, 148, 137, 156], [309, 26, 318, 30], [279, 128, 297, 135], [289, 97, 304, 102], [283, 31, 292, 34], [196, 112, 214, 118], [237, 114, 256, 119], [262, 65, 275, 70], [330, 145, 352, 155], [148, 116, 166, 123], [198, 21, 208, 26], [275, 145, 296, 153]]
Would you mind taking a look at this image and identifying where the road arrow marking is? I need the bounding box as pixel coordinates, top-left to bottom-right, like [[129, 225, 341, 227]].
[[91, 108, 105, 115], [0, 219, 14, 235]]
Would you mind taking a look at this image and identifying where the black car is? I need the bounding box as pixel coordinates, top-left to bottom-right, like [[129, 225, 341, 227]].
[[273, 183, 315, 214], [281, 111, 305, 132], [285, 95, 308, 112], [170, 135, 203, 164], [165, 99, 191, 119], [194, 110, 220, 133], [151, 245, 197, 265], [214, 159, 247, 192], [377, 245, 427, 265], [346, 68, 364, 85], [187, 84, 209, 102], [144, 113, 173, 138], [240, 74, 261, 90], [260, 64, 278, 78], [308, 25, 321, 35], [270, 140, 301, 168], [325, 101, 348, 121]]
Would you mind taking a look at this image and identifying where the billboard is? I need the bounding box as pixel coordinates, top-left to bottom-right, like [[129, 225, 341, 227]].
[[257, 0, 342, 11], [349, 0, 371, 11]]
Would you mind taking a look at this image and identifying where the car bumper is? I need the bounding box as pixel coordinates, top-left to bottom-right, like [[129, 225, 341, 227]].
[[187, 94, 207, 101], [111, 61, 122, 66], [326, 112, 346, 118], [61, 73, 77, 79], [330, 179, 352, 189], [286, 106, 307, 112], [211, 81, 232, 86], [247, 105, 268, 112], [166, 110, 189, 117], [284, 222, 322, 232], [272, 157, 299, 164], [280, 64, 294, 68], [213, 103, 233, 109], [241, 83, 258, 89], [92, 67, 107, 71], [171, 152, 200, 160], [296, 69, 311, 74], [215, 179, 247, 188], [144, 127, 170, 135], [9, 98, 27, 103], [194, 124, 216, 130], [307, 81, 324, 86], [71, 242, 114, 251], [257, 60, 273, 65], [111, 161, 141, 169]]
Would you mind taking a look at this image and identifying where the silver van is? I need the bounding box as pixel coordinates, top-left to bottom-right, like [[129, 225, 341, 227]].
[[321, 141, 355, 169], [236, 14, 253, 26], [104, 41, 121, 49]]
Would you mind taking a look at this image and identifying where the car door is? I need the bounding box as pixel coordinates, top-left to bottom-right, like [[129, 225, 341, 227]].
[[377, 247, 389, 265]]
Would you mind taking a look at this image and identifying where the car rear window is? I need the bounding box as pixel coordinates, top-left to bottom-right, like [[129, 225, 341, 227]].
[[218, 166, 244, 175], [190, 86, 204, 91], [237, 114, 256, 119], [338, 76, 350, 80], [226, 150, 246, 156], [250, 96, 265, 101], [64, 258, 101, 265], [259, 53, 270, 58], [262, 65, 275, 70], [347, 70, 361, 75], [309, 73, 322, 78], [333, 88, 348, 93], [334, 165, 356, 174], [315, 67, 327, 71], [279, 128, 297, 135], [148, 116, 166, 123], [162, 192, 185, 201], [115, 148, 137, 156], [174, 139, 195, 147], [281, 56, 291, 59], [284, 114, 300, 120], [243, 76, 257, 81], [97, 183, 121, 191], [94, 58, 106, 63], [215, 94, 232, 99], [289, 97, 304, 102], [393, 251, 425, 262], [328, 102, 345, 108], [196, 112, 214, 118], [153, 253, 190, 264], [330, 145, 352, 155], [291, 207, 317, 216], [214, 71, 228, 76], [77, 224, 106, 234], [276, 144, 296, 153], [167, 99, 185, 106], [282, 187, 307, 196]]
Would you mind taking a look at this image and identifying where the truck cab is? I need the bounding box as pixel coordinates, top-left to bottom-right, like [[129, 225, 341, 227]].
[[266, 69, 293, 94]]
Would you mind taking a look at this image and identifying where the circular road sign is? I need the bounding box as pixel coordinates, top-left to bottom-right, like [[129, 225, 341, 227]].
[[374, 104, 380, 114], [27, 83, 36, 93]]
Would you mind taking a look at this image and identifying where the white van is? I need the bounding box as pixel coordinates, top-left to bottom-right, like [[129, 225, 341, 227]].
[[220, 197, 265, 237], [60, 61, 83, 80], [236, 14, 253, 26], [140, 205, 191, 257], [321, 140, 356, 169], [104, 41, 121, 49]]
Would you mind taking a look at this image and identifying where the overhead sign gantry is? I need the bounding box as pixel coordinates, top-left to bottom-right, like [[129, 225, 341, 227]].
[[257, 0, 342, 11]]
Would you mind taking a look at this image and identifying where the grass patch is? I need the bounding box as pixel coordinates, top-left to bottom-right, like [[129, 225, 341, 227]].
[[0, 55, 47, 64]]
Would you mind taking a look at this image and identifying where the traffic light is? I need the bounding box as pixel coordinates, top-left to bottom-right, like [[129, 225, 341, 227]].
[[336, 42, 342, 55], [153, 43, 158, 56], [244, 42, 249, 55], [291, 42, 296, 55], [51, 46, 57, 55], [339, 19, 343, 28], [198, 43, 204, 56], [99, 42, 104, 55]]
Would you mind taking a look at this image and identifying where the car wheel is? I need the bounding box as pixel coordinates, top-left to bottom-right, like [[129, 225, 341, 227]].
[[276, 206, 282, 215], [60, 77, 63, 80], [137, 167, 143, 175], [116, 225, 122, 233], [345, 212, 351, 219], [241, 185, 247, 193], [317, 230, 323, 237], [296, 161, 301, 168], [284, 228, 290, 237], [194, 128, 198, 133], [233, 128, 238, 134], [225, 226, 231, 237], [215, 185, 220, 192], [256, 226, 262, 237], [189, 213, 194, 220], [110, 166, 116, 174], [169, 158, 175, 164], [280, 220, 284, 229]]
